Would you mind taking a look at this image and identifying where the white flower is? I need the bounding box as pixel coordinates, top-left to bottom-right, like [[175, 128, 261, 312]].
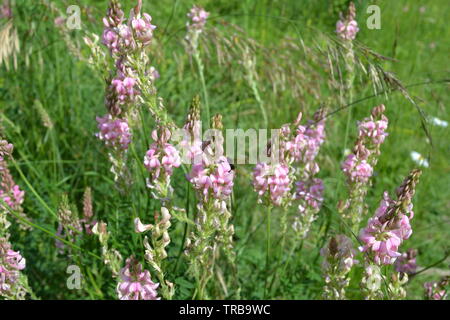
[[410, 151, 429, 168], [134, 218, 152, 233], [430, 117, 448, 128]]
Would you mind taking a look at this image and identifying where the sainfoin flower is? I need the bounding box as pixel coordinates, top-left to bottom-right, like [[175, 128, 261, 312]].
[[394, 248, 417, 275], [252, 162, 290, 206], [131, 13, 156, 46], [336, 2, 359, 40], [336, 19, 359, 40], [144, 128, 181, 183], [321, 235, 357, 300], [359, 169, 421, 266], [0, 238, 26, 296], [187, 5, 209, 32], [424, 278, 449, 300], [0, 184, 24, 209], [295, 178, 324, 212], [359, 192, 412, 265], [189, 156, 234, 201], [96, 114, 131, 150], [117, 257, 159, 300], [341, 154, 373, 183], [111, 76, 138, 106]]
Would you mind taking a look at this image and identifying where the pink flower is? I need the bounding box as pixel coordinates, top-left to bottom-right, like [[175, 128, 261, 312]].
[[102, 28, 120, 53], [359, 192, 413, 265], [187, 5, 209, 32], [0, 184, 25, 209], [253, 162, 290, 206], [144, 129, 181, 183], [394, 249, 417, 275], [111, 76, 138, 105], [342, 154, 373, 183], [0, 239, 26, 296], [131, 13, 156, 46], [188, 156, 234, 201], [336, 19, 359, 40], [296, 178, 324, 211], [96, 114, 132, 150], [358, 119, 388, 145], [117, 257, 159, 300], [424, 281, 448, 300], [0, 1, 11, 20]]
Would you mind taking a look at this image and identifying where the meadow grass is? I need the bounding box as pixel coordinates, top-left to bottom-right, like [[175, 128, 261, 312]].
[[0, 0, 448, 299]]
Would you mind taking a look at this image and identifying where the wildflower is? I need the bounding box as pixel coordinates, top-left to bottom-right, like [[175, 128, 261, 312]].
[[341, 105, 388, 231], [361, 264, 383, 299], [388, 272, 408, 299], [0, 238, 26, 299], [131, 13, 156, 46], [252, 162, 290, 206], [0, 0, 11, 20], [394, 248, 417, 275], [430, 117, 448, 127], [111, 76, 138, 106], [80, 187, 96, 234], [139, 207, 175, 299], [359, 169, 421, 266], [144, 127, 181, 201], [93, 221, 123, 277], [184, 113, 236, 299], [144, 128, 181, 183], [342, 155, 373, 183], [96, 114, 132, 150], [321, 235, 357, 300], [410, 151, 429, 168], [424, 277, 449, 300], [289, 108, 327, 237], [0, 141, 29, 230], [117, 257, 159, 300], [187, 5, 209, 32], [336, 2, 359, 40], [189, 156, 234, 201]]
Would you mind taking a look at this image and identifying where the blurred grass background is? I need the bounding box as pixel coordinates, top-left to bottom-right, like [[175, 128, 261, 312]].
[[0, 0, 448, 299]]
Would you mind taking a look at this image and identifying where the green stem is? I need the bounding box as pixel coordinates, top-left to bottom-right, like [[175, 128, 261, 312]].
[[194, 50, 210, 127], [264, 205, 272, 298]]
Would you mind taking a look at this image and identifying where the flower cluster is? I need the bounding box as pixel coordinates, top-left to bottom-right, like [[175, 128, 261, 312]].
[[341, 105, 388, 231], [117, 257, 159, 300], [359, 192, 412, 265], [0, 0, 11, 20], [289, 109, 327, 236], [287, 112, 326, 165], [187, 5, 209, 32], [0, 141, 29, 230], [184, 113, 236, 298], [321, 235, 357, 300], [336, 2, 359, 40], [102, 0, 156, 55], [189, 156, 234, 202], [0, 238, 26, 298], [341, 154, 373, 183], [93, 221, 123, 278], [135, 207, 175, 299], [394, 248, 417, 275], [96, 114, 132, 150], [424, 277, 449, 300], [342, 105, 388, 184], [253, 162, 290, 207], [361, 264, 383, 300], [295, 178, 324, 212], [145, 129, 181, 182], [359, 169, 421, 266]]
